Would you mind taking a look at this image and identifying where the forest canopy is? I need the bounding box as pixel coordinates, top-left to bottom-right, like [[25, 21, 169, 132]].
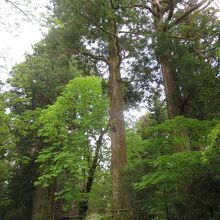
[[0, 0, 220, 220]]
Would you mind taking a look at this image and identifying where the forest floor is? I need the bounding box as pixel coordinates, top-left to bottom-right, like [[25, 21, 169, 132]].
[[86, 213, 105, 219]]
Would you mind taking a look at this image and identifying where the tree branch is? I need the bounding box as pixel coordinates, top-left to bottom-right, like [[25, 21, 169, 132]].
[[81, 13, 117, 38], [162, 0, 182, 14], [166, 0, 174, 23], [80, 50, 109, 64], [86, 123, 109, 193], [118, 30, 145, 36], [168, 34, 196, 40], [5, 0, 33, 23], [193, 0, 213, 14], [171, 0, 206, 27], [96, 24, 117, 38], [195, 45, 218, 56], [133, 4, 159, 18]]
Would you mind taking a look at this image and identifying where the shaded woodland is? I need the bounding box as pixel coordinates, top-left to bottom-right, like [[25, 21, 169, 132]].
[[1, 0, 220, 220]]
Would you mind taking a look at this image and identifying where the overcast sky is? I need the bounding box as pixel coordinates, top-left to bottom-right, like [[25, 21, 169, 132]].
[[0, 0, 50, 82], [0, 0, 219, 122], [0, 0, 219, 84]]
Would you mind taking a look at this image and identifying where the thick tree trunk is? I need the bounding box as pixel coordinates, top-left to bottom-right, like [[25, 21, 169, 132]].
[[151, 0, 204, 119], [151, 0, 181, 119], [108, 18, 132, 219], [161, 61, 180, 119], [161, 61, 191, 151], [31, 184, 55, 220]]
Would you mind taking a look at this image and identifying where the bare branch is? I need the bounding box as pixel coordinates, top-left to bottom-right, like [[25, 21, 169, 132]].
[[5, 0, 33, 23]]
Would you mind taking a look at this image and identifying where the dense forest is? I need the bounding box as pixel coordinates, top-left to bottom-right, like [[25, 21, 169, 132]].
[[1, 0, 220, 219]]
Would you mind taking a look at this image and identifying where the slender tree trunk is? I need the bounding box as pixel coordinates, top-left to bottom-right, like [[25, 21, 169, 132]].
[[108, 17, 132, 219], [78, 129, 107, 219], [31, 184, 55, 220]]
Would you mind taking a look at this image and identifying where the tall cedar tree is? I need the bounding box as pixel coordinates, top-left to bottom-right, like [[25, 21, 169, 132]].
[[50, 0, 144, 216], [134, 0, 219, 118]]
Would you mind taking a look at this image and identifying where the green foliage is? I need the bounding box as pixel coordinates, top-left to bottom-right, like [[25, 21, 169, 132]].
[[135, 151, 202, 190], [0, 107, 12, 155], [152, 4, 220, 119], [0, 103, 14, 217], [128, 116, 220, 219], [8, 48, 74, 109], [1, 0, 220, 219], [2, 31, 82, 219], [36, 76, 108, 208], [141, 116, 215, 153], [208, 122, 220, 147], [88, 169, 112, 212]]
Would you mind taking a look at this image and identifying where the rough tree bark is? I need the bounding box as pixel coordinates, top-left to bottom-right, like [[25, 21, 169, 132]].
[[79, 1, 133, 217], [152, 0, 180, 119], [161, 61, 180, 118], [149, 0, 206, 119], [108, 14, 132, 219]]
